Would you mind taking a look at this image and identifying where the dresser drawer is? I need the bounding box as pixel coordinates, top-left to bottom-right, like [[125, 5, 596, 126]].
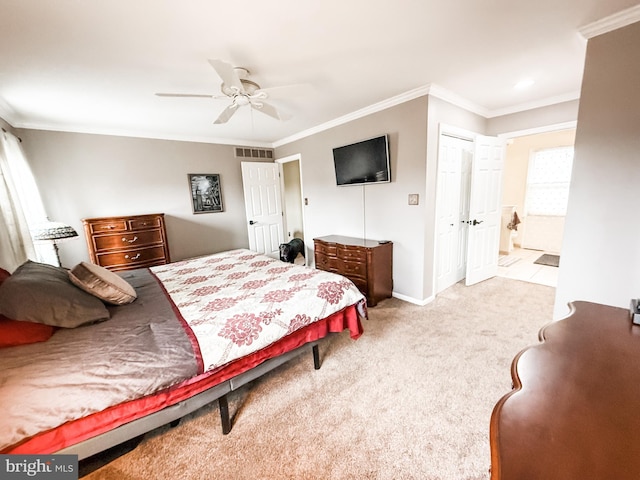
[[93, 229, 163, 252], [337, 245, 367, 262], [341, 259, 366, 279], [315, 252, 339, 272], [129, 216, 162, 230], [88, 220, 128, 234], [96, 246, 167, 269], [315, 241, 337, 257]]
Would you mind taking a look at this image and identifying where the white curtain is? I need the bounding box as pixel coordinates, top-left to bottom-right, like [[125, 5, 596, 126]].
[[0, 131, 51, 271]]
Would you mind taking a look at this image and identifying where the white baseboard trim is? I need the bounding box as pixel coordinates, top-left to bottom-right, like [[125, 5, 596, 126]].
[[391, 292, 435, 306]]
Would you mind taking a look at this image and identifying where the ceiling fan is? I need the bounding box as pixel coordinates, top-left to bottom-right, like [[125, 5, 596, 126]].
[[156, 59, 292, 124]]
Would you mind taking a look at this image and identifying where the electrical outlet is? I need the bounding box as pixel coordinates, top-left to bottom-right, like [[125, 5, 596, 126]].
[[408, 194, 419, 205]]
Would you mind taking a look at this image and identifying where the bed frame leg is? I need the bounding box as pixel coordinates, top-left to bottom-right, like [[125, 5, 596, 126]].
[[313, 344, 321, 370], [219, 395, 232, 435], [170, 419, 181, 428]]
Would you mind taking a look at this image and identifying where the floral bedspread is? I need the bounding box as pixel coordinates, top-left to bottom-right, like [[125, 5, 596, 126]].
[[150, 249, 365, 373]]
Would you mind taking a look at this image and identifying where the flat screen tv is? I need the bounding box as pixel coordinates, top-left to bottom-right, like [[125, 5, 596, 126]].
[[332, 135, 390, 186]]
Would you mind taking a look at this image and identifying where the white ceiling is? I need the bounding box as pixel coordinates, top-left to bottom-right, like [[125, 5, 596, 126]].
[[1, 1, 639, 147]]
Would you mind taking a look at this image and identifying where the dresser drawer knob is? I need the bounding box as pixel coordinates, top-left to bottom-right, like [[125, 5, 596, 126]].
[[122, 236, 138, 243], [124, 253, 141, 261]]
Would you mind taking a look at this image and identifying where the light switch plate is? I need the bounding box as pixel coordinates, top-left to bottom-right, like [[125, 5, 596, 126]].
[[408, 194, 419, 205]]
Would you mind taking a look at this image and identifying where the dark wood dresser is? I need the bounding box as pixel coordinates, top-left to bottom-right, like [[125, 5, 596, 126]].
[[82, 213, 170, 272], [490, 301, 640, 479], [314, 235, 392, 307]]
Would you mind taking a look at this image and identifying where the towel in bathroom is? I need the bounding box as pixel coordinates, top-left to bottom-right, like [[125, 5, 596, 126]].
[[507, 211, 521, 231]]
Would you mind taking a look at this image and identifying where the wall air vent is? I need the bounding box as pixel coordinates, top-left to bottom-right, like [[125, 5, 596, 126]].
[[234, 147, 274, 159]]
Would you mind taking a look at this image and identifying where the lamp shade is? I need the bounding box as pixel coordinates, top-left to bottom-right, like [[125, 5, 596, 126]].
[[31, 221, 78, 242]]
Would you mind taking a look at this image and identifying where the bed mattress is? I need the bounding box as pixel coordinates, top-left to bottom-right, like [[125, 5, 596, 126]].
[[1, 249, 366, 454]]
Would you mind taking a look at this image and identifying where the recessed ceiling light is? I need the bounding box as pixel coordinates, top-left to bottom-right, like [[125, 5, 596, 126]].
[[514, 79, 535, 90]]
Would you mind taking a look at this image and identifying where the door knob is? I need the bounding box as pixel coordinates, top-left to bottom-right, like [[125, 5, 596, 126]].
[[249, 220, 256, 225], [472, 219, 483, 226]]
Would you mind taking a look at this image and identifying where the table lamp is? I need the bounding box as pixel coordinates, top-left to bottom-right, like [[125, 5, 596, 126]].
[[31, 221, 78, 267]]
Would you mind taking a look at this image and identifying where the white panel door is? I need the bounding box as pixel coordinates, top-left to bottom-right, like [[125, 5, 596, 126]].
[[435, 135, 473, 293], [465, 136, 504, 286], [241, 162, 285, 258]]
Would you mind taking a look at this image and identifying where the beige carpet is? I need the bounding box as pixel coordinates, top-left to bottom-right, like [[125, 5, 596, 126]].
[[82, 276, 554, 480]]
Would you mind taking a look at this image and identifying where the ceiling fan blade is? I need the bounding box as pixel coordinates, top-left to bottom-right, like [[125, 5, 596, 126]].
[[251, 101, 291, 121], [213, 104, 239, 124], [155, 93, 216, 98], [208, 59, 243, 93]]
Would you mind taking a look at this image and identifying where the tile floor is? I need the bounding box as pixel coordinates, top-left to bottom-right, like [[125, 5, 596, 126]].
[[497, 247, 559, 287]]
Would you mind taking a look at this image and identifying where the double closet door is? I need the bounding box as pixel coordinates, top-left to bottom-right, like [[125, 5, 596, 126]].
[[435, 132, 504, 294]]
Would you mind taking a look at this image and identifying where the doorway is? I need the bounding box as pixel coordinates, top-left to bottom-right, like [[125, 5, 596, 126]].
[[496, 127, 576, 288], [276, 154, 307, 265]]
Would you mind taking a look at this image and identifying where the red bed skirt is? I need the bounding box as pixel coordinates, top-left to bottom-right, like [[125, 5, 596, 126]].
[[5, 303, 363, 455]]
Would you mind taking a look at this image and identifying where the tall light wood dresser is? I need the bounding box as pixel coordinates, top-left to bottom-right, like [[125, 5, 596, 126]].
[[314, 235, 393, 307], [82, 213, 170, 272]]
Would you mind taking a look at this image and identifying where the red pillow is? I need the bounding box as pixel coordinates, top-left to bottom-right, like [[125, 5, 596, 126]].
[[0, 268, 56, 347], [0, 315, 56, 347], [0, 268, 56, 348], [0, 267, 10, 283]]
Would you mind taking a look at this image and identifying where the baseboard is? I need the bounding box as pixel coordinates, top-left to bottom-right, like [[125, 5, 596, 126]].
[[392, 292, 434, 306]]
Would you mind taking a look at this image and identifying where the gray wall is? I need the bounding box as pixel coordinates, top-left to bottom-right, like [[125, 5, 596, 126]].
[[486, 100, 579, 137], [555, 21, 640, 317], [276, 97, 430, 303], [17, 130, 263, 268]]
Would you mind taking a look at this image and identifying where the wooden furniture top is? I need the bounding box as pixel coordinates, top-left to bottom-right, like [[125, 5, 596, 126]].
[[313, 235, 390, 249], [490, 301, 640, 480]]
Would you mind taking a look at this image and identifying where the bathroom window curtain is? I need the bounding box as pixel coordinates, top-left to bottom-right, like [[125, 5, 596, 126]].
[[0, 130, 52, 271]]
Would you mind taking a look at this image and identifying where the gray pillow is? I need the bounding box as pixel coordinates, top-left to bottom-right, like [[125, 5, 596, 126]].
[[0, 260, 110, 328]]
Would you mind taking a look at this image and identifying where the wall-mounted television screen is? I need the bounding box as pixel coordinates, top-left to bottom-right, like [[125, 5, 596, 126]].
[[332, 135, 390, 186]]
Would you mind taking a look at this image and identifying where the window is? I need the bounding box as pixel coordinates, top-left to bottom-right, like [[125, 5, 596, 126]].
[[0, 131, 55, 266], [525, 146, 574, 216]]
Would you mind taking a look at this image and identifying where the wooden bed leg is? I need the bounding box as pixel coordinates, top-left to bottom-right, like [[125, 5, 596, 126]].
[[313, 344, 321, 370], [219, 395, 232, 435]]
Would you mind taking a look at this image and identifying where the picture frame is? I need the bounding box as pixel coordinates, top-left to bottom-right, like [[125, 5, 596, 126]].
[[189, 174, 223, 214]]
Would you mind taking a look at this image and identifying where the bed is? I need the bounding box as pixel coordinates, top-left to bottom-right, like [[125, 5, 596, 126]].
[[0, 249, 366, 460]]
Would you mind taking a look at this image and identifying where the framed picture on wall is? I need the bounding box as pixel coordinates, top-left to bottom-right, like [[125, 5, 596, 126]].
[[189, 174, 224, 214]]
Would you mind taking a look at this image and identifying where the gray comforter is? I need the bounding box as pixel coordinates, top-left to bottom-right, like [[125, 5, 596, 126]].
[[0, 268, 198, 452]]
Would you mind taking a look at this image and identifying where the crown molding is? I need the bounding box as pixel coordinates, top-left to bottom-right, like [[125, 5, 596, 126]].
[[273, 85, 432, 147], [497, 121, 578, 139], [426, 84, 489, 117], [274, 83, 491, 147], [579, 4, 640, 39], [0, 97, 18, 126], [486, 91, 581, 118], [11, 121, 273, 148]]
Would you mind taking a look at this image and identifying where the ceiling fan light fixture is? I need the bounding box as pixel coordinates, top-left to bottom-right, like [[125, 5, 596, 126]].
[[235, 95, 250, 106], [221, 79, 260, 97]]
